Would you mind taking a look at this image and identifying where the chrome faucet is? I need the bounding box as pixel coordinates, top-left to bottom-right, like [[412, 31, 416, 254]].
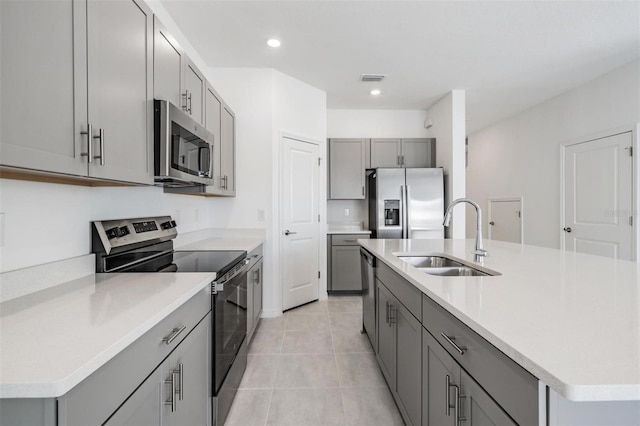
[[443, 198, 489, 263]]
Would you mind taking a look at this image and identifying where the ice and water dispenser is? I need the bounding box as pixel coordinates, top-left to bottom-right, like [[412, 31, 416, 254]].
[[384, 200, 400, 226]]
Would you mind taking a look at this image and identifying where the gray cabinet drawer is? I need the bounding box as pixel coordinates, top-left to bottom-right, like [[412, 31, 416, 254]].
[[60, 290, 211, 425], [377, 262, 421, 321], [422, 294, 538, 426], [331, 234, 369, 245]]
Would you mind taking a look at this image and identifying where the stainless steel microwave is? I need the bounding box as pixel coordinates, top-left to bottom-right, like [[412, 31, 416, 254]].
[[154, 99, 214, 187]]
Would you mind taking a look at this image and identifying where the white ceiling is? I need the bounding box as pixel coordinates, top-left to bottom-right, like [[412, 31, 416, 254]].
[[160, 0, 640, 133]]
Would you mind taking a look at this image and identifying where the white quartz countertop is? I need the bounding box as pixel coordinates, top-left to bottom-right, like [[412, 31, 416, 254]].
[[176, 237, 264, 253], [358, 238, 640, 402], [327, 222, 371, 234], [0, 272, 214, 398]]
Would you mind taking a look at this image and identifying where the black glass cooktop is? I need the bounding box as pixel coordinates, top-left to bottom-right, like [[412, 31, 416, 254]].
[[171, 250, 246, 276]]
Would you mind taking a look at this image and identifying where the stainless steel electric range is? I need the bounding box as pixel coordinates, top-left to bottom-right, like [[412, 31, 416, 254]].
[[91, 216, 249, 426]]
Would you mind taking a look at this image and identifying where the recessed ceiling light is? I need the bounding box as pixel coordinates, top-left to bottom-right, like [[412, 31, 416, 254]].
[[267, 38, 281, 48], [370, 89, 381, 96]]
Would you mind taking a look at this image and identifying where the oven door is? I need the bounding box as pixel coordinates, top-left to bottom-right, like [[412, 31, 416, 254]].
[[213, 267, 248, 394]]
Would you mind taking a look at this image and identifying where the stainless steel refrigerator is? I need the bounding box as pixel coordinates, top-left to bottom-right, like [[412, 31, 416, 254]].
[[367, 168, 444, 239]]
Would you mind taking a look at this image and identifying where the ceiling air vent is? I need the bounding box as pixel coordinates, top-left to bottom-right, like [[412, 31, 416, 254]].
[[360, 74, 386, 82]]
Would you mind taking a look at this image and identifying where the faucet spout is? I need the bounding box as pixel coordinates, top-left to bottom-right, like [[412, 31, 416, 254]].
[[443, 198, 488, 263]]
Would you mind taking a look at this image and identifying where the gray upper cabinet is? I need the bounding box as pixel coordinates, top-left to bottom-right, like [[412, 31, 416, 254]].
[[0, 0, 87, 177], [184, 57, 205, 125], [0, 0, 153, 185], [328, 138, 367, 199], [402, 138, 435, 168], [153, 16, 184, 108], [370, 138, 402, 168], [219, 105, 236, 195], [204, 84, 224, 193], [370, 138, 434, 168], [85, 0, 153, 184]]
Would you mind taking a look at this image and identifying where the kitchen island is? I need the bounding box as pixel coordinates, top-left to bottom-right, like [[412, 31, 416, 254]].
[[359, 238, 640, 425]]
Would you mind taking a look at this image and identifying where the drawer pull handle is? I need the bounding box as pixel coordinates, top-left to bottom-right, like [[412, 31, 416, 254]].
[[343, 239, 357, 243], [441, 332, 466, 355], [163, 325, 186, 345]]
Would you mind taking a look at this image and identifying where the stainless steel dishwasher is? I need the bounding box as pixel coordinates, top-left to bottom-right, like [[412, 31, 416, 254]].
[[360, 247, 376, 350]]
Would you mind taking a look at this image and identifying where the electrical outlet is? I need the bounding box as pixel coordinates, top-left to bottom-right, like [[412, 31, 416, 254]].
[[258, 209, 265, 221], [344, 208, 350, 216]]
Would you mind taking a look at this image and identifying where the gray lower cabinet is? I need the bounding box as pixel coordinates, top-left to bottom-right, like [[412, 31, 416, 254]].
[[376, 280, 422, 426], [422, 329, 516, 426], [0, 291, 211, 426], [0, 0, 153, 185], [247, 245, 264, 344], [329, 234, 369, 293], [106, 312, 210, 426], [370, 260, 538, 426]]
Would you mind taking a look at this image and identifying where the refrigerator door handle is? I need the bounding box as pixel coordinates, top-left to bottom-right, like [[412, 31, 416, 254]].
[[406, 185, 411, 238], [400, 185, 408, 238]]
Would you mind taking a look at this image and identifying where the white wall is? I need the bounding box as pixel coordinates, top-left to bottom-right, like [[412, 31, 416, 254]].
[[466, 60, 640, 249], [0, 179, 212, 272], [426, 91, 467, 238], [327, 109, 428, 138], [207, 67, 327, 316]]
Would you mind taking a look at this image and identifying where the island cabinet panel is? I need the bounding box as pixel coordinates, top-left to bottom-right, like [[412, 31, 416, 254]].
[[422, 328, 459, 426], [376, 278, 422, 426], [422, 294, 539, 426], [377, 261, 421, 320], [461, 370, 517, 426], [103, 368, 162, 426]]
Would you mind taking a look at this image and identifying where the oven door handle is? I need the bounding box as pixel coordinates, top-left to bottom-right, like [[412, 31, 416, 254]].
[[211, 258, 250, 294]]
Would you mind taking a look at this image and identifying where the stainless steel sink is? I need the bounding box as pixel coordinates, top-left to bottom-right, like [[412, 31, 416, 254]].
[[418, 266, 489, 277], [398, 255, 499, 277], [399, 256, 464, 268]]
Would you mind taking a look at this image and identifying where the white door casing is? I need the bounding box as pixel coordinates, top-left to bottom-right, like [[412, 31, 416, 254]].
[[562, 131, 634, 260], [281, 136, 320, 311], [488, 198, 522, 244]]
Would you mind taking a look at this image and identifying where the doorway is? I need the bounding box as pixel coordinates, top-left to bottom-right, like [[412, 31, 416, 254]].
[[488, 198, 522, 244], [280, 135, 321, 311], [562, 131, 634, 260]]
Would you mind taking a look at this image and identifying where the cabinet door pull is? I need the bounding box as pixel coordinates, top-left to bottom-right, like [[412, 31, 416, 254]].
[[94, 128, 105, 166], [80, 124, 93, 163], [441, 332, 466, 355], [389, 305, 396, 325], [162, 325, 186, 345], [385, 301, 389, 324], [446, 375, 453, 416], [165, 371, 177, 412], [176, 363, 184, 401], [188, 92, 192, 114], [182, 90, 189, 111]]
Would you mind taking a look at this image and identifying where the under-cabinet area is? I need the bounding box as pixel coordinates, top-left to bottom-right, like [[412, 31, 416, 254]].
[[0, 0, 236, 195]]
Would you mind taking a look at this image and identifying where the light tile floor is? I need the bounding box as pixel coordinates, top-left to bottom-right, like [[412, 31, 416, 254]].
[[225, 295, 403, 426]]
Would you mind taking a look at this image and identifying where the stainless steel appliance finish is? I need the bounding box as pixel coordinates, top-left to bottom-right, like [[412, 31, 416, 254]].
[[154, 99, 215, 187], [360, 247, 376, 350], [368, 168, 444, 239], [91, 216, 248, 426]]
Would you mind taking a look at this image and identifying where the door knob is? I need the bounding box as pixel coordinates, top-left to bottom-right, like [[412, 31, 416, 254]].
[[284, 230, 297, 236], [563, 227, 572, 233], [489, 221, 495, 226]]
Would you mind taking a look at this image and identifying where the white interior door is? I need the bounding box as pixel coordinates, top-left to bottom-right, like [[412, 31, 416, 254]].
[[488, 199, 522, 243], [563, 132, 634, 260], [281, 136, 320, 311]]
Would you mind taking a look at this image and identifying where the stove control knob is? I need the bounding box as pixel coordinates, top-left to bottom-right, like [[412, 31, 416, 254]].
[[161, 220, 177, 230], [106, 227, 119, 239], [106, 226, 130, 239]]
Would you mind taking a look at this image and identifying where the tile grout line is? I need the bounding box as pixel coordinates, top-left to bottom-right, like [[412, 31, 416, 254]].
[[328, 304, 349, 425]]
